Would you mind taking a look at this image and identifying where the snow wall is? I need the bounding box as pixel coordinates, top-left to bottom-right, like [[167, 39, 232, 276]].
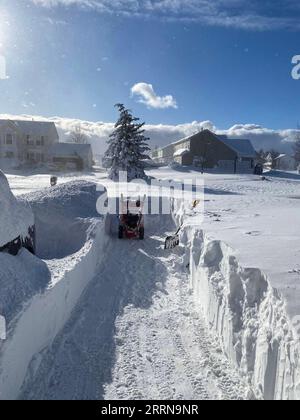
[[173, 203, 300, 400], [0, 220, 109, 400], [0, 182, 110, 400]]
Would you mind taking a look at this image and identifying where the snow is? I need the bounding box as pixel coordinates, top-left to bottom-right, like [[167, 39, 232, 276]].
[[173, 148, 190, 157], [145, 167, 300, 321], [159, 168, 300, 399], [20, 215, 249, 400], [0, 250, 50, 324], [218, 136, 256, 158], [25, 180, 101, 259], [0, 170, 34, 247], [1, 167, 300, 399], [0, 180, 107, 399]]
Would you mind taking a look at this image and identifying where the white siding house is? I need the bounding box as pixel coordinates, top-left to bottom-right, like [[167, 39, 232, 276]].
[[274, 154, 296, 171], [0, 119, 59, 167]]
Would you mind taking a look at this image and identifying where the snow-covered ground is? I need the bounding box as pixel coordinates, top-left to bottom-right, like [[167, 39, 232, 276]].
[[2, 167, 300, 400], [20, 214, 249, 400], [147, 168, 300, 319], [148, 167, 300, 399]]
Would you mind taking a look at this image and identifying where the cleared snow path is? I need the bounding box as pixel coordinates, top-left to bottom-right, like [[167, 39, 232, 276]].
[[21, 216, 248, 400]]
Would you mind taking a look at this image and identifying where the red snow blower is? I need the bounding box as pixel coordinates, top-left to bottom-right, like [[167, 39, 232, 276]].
[[118, 196, 145, 240]]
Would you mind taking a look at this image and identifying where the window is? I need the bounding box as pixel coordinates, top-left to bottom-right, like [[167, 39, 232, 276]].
[[27, 152, 35, 161], [36, 136, 45, 146], [5, 151, 14, 158], [26, 135, 34, 145], [6, 134, 13, 145], [35, 152, 44, 162]]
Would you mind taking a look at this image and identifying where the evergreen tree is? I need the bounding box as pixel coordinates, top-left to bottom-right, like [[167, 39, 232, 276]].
[[105, 104, 150, 181]]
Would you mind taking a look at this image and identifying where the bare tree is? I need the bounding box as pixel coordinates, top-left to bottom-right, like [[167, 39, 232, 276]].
[[68, 125, 88, 144]]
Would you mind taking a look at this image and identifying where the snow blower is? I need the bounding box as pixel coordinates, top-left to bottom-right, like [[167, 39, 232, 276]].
[[118, 195, 145, 240]]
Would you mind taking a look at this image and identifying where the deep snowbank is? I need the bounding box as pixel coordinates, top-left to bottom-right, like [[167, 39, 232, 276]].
[[179, 220, 300, 400], [0, 181, 108, 400], [0, 251, 50, 324], [25, 180, 101, 259]]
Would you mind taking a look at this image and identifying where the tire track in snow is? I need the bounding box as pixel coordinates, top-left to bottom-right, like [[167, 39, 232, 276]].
[[105, 250, 249, 400]]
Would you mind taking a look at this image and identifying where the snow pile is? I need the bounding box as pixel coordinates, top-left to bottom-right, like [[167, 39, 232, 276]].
[[0, 251, 50, 324], [0, 180, 108, 399], [25, 180, 101, 259], [179, 220, 300, 400], [0, 170, 34, 248]]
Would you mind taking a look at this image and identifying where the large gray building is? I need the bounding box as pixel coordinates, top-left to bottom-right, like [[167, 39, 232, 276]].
[[152, 129, 256, 173]]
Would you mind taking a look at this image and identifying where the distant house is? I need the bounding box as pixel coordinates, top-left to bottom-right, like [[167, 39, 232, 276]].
[[0, 119, 59, 166], [49, 143, 93, 171], [274, 154, 296, 171], [151, 129, 256, 173]]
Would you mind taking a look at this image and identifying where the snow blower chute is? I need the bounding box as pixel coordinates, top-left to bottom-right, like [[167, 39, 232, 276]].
[[118, 195, 145, 240]]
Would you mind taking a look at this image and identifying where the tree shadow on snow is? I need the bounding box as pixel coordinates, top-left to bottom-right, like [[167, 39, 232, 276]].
[[266, 170, 300, 181]]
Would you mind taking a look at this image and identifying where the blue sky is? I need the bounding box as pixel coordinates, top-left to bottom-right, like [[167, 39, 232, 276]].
[[0, 0, 300, 130]]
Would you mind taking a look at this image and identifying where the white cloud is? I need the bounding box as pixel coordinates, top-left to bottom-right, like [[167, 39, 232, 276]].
[[131, 82, 178, 109], [0, 113, 298, 156], [29, 0, 300, 31]]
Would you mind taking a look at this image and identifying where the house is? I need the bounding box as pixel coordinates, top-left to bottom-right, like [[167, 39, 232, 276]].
[[274, 154, 296, 171], [0, 119, 59, 167], [49, 143, 93, 171], [151, 129, 256, 173]]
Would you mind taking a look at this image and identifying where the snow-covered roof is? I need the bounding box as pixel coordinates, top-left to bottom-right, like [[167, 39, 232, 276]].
[[218, 136, 256, 158], [0, 170, 34, 247], [49, 143, 92, 160], [0, 119, 59, 138], [173, 148, 190, 157], [275, 154, 295, 161]]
